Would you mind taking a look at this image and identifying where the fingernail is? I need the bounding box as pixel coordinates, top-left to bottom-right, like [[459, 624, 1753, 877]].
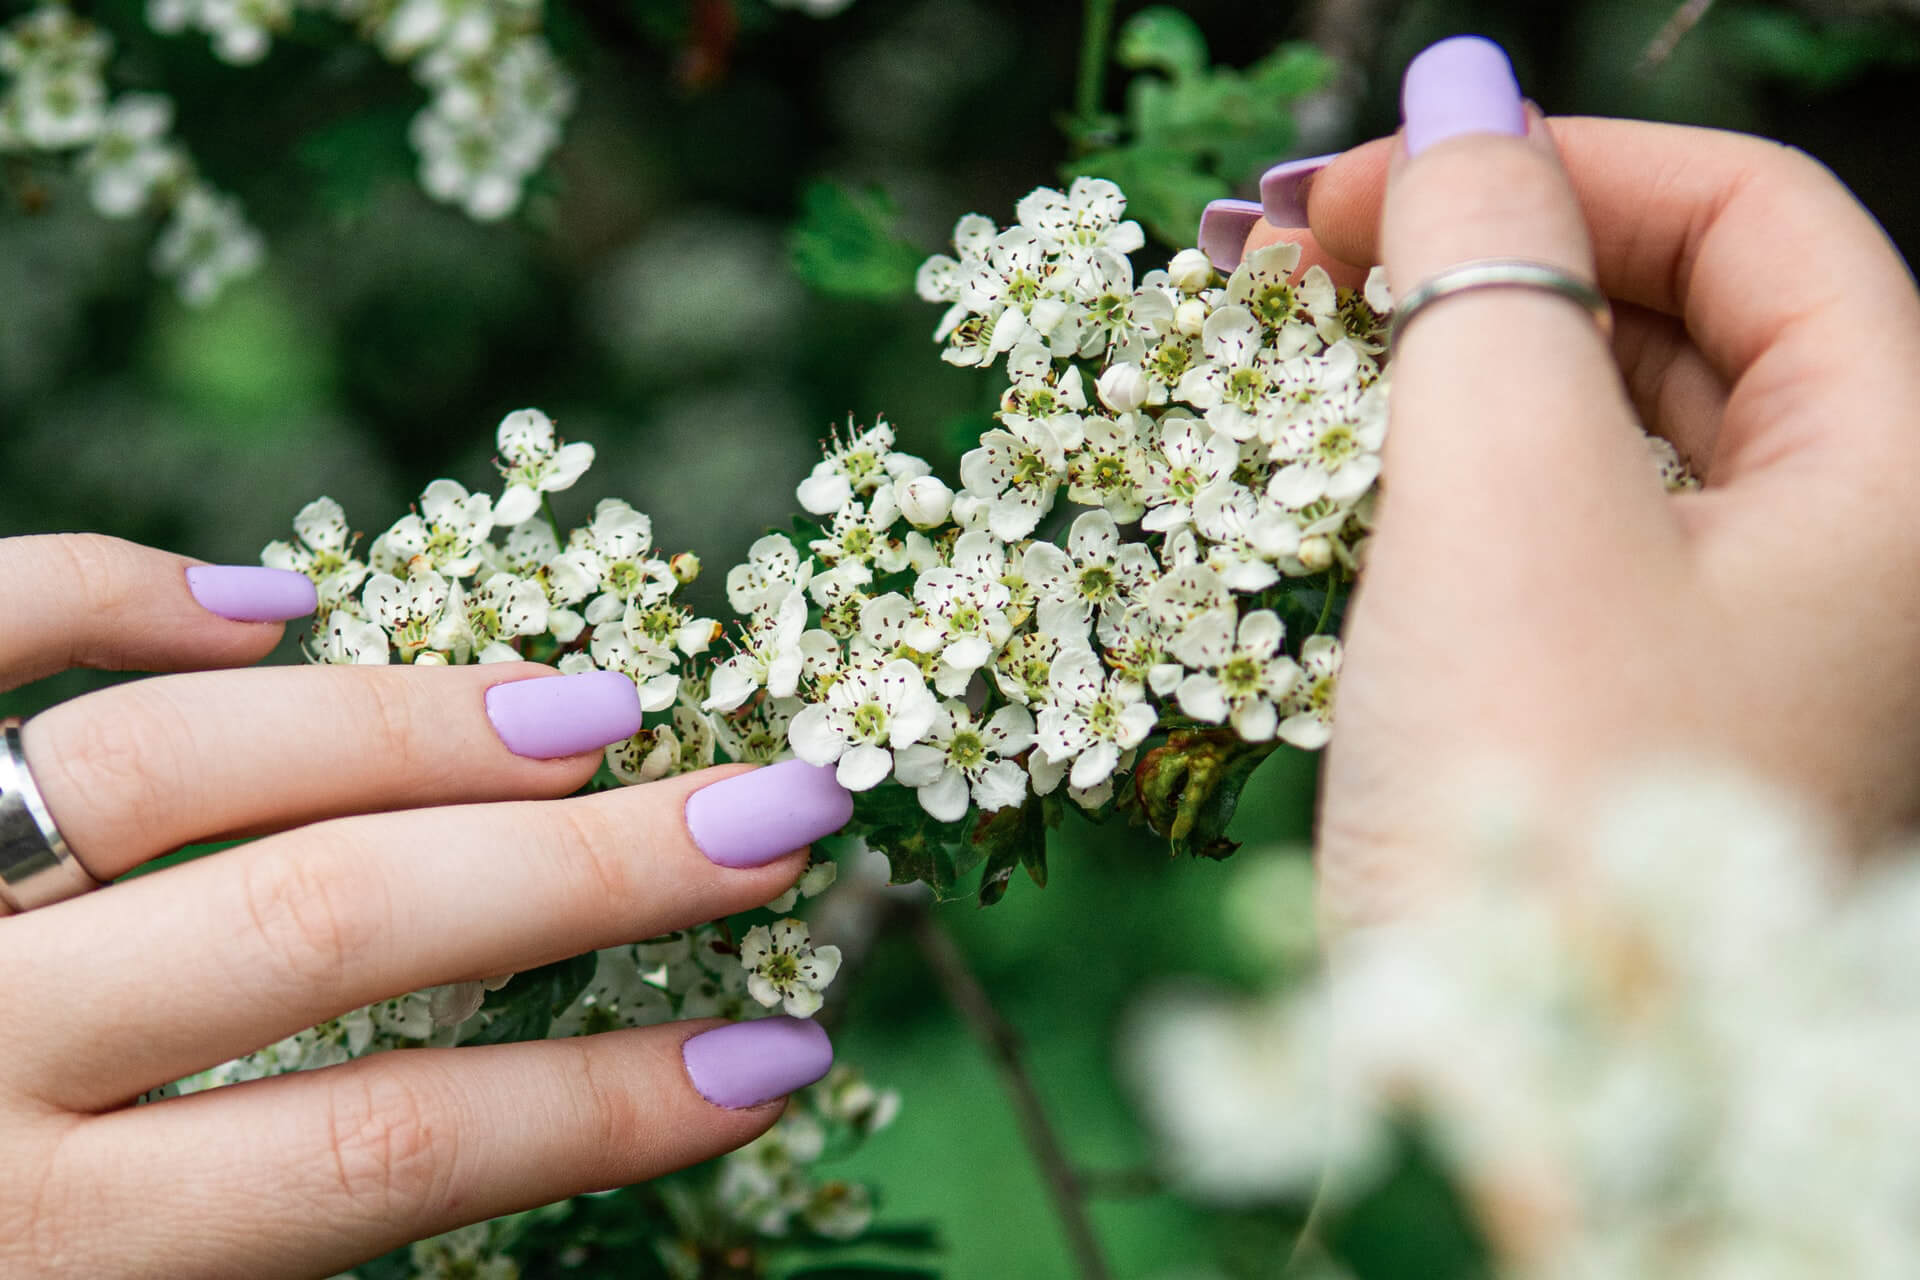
[[1197, 198, 1264, 272], [485, 670, 642, 759], [683, 1016, 834, 1109], [185, 565, 317, 622], [1259, 152, 1340, 227], [1401, 35, 1526, 157], [685, 758, 854, 868]]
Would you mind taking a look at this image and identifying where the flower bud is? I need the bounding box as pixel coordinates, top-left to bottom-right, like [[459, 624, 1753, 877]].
[[1296, 535, 1334, 573], [898, 474, 954, 528], [414, 650, 449, 667], [1174, 297, 1209, 338], [1096, 363, 1148, 413], [1165, 248, 1214, 294], [670, 551, 702, 584]]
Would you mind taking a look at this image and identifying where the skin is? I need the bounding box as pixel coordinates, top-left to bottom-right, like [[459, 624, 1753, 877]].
[[1240, 114, 1920, 926], [0, 533, 810, 1277]]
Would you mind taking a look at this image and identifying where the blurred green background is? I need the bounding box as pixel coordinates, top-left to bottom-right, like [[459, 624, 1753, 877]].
[[4, 1, 1918, 1275]]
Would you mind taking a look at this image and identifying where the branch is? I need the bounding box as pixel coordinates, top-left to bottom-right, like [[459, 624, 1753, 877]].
[[908, 906, 1114, 1280], [1638, 0, 1719, 73]]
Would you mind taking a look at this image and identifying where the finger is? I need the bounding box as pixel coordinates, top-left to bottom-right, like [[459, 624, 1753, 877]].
[[1196, 199, 1371, 289], [4, 761, 850, 1109], [1309, 117, 1920, 467], [0, 535, 315, 693], [1370, 38, 1676, 562], [15, 664, 635, 886], [1610, 303, 1729, 470], [49, 1018, 830, 1279]]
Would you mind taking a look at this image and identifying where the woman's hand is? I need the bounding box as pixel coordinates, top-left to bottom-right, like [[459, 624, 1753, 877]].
[[0, 534, 853, 1277], [1234, 38, 1920, 922]]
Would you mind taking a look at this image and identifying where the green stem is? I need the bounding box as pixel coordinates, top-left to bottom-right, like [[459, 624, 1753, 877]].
[[541, 494, 561, 540], [1313, 567, 1340, 635], [1072, 0, 1118, 141]]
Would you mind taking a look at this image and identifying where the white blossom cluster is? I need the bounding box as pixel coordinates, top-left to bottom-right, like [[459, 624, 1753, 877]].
[[0, 4, 262, 304], [149, 0, 573, 222], [1130, 766, 1920, 1276]]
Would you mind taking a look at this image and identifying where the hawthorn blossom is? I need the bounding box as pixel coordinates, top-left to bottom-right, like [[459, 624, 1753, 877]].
[[797, 416, 925, 516], [362, 569, 457, 663], [81, 94, 182, 217], [450, 571, 548, 662], [561, 498, 674, 624], [893, 700, 1035, 822], [262, 496, 367, 612], [1024, 509, 1155, 643], [375, 479, 496, 578], [150, 184, 263, 306], [1036, 643, 1157, 790], [727, 534, 814, 618], [1138, 413, 1239, 533], [706, 590, 834, 712], [492, 408, 593, 526], [990, 628, 1066, 708], [1173, 610, 1301, 742], [1267, 384, 1388, 509], [1279, 635, 1341, 749], [740, 919, 842, 1019], [1225, 241, 1341, 346], [789, 659, 939, 791], [959, 414, 1069, 541]]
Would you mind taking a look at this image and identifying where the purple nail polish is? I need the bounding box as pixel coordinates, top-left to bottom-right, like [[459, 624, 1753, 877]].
[[1197, 198, 1264, 272], [1259, 152, 1341, 227], [683, 1017, 834, 1109], [484, 670, 642, 759], [185, 565, 317, 622], [1401, 35, 1526, 157], [685, 759, 853, 868]]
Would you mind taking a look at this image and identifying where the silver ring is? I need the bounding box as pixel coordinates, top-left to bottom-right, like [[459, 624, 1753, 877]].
[[1390, 258, 1612, 348], [0, 717, 101, 911]]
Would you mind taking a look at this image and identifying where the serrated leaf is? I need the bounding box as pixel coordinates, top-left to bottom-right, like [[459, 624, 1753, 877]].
[[788, 182, 925, 301], [1115, 6, 1208, 81], [461, 952, 598, 1046]]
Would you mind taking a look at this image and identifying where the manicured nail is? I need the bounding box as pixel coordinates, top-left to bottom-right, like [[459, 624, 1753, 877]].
[[683, 1016, 834, 1109], [1259, 152, 1340, 227], [484, 670, 642, 759], [185, 565, 317, 622], [685, 758, 854, 868], [1197, 198, 1264, 272], [1401, 35, 1526, 157]]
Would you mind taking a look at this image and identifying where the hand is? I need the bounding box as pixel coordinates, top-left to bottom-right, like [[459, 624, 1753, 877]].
[[0, 534, 852, 1277], [1239, 38, 1920, 922]]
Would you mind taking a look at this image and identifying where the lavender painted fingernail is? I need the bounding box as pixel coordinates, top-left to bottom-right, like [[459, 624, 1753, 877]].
[[1402, 36, 1527, 158], [683, 1017, 834, 1109], [485, 670, 642, 759], [685, 759, 854, 868], [1259, 152, 1341, 227], [185, 565, 317, 622], [1197, 198, 1264, 272]]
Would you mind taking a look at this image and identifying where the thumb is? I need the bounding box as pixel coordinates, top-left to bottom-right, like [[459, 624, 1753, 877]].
[[1373, 37, 1674, 579]]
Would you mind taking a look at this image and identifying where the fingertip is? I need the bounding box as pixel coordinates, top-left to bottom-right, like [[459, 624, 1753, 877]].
[[184, 565, 317, 624], [1303, 137, 1395, 270]]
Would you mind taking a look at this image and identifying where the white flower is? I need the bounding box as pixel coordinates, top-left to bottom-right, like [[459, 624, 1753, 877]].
[[727, 534, 815, 618], [1138, 413, 1239, 533], [318, 609, 390, 665], [564, 498, 673, 623], [990, 628, 1066, 708], [905, 536, 1014, 694], [551, 947, 673, 1035], [450, 572, 548, 661], [150, 184, 263, 306], [0, 8, 110, 150], [959, 414, 1069, 541], [897, 474, 955, 528], [1192, 481, 1301, 593], [1066, 412, 1147, 524], [1267, 384, 1387, 509], [1103, 604, 1184, 696], [586, 622, 680, 712], [705, 590, 835, 711], [1096, 362, 1148, 413], [1278, 635, 1340, 749], [362, 569, 456, 662], [809, 488, 899, 569], [263, 496, 367, 610], [739, 919, 843, 1019], [1142, 562, 1232, 663], [711, 695, 803, 766], [1174, 611, 1301, 742], [1014, 177, 1144, 259], [1164, 247, 1216, 294], [374, 478, 496, 578], [998, 340, 1087, 421], [1036, 643, 1157, 790], [80, 94, 183, 217], [492, 408, 594, 526], [1225, 241, 1340, 346], [765, 856, 838, 914], [796, 417, 925, 516], [1174, 305, 1301, 442], [788, 659, 938, 791], [1023, 509, 1155, 643], [893, 700, 1035, 821]]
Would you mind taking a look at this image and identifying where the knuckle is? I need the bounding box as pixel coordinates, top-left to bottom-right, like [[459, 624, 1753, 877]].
[[319, 1067, 458, 1222], [29, 688, 191, 859], [350, 670, 430, 775], [564, 1038, 643, 1168], [550, 799, 649, 918], [236, 841, 383, 1002]]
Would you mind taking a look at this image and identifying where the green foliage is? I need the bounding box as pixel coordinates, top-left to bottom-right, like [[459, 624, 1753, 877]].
[[1718, 5, 1920, 90], [789, 182, 927, 301], [1065, 7, 1333, 248], [459, 952, 599, 1046], [1130, 728, 1280, 860], [1320, 1122, 1494, 1280]]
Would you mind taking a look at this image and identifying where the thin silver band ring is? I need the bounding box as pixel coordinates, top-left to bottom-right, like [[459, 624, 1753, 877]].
[[0, 717, 101, 912], [1390, 258, 1613, 348]]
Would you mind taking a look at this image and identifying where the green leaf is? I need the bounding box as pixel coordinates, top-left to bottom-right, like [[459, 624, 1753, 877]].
[[1131, 729, 1278, 860], [1115, 6, 1209, 81], [461, 952, 598, 1046], [1321, 1122, 1494, 1280], [789, 182, 925, 301], [969, 794, 1046, 906], [783, 1268, 943, 1280]]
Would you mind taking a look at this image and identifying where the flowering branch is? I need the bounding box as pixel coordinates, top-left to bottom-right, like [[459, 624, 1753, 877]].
[[908, 905, 1115, 1280]]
